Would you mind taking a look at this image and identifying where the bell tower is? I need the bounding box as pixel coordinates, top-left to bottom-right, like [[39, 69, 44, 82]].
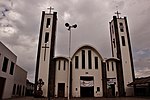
[[35, 8, 57, 97], [109, 13, 135, 96]]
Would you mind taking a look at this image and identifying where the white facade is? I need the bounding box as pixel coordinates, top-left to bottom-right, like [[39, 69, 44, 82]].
[[54, 45, 105, 97], [0, 41, 17, 99], [71, 46, 103, 97], [13, 65, 27, 96]]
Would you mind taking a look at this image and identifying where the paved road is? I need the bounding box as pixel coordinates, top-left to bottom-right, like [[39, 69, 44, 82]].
[[4, 97, 150, 100]]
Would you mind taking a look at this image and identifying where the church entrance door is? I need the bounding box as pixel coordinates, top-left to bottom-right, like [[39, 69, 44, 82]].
[[107, 84, 115, 97], [80, 76, 94, 97], [80, 86, 94, 97], [0, 77, 6, 99], [58, 83, 65, 97]]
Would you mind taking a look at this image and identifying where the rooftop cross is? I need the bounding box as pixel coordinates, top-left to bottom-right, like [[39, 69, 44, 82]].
[[115, 11, 121, 18], [47, 7, 54, 14]]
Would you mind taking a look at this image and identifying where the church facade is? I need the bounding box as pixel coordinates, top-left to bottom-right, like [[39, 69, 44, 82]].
[[35, 10, 135, 98]]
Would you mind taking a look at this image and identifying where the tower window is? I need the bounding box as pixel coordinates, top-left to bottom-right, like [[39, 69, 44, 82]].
[[107, 62, 109, 71], [45, 32, 49, 43], [113, 39, 116, 48], [95, 57, 98, 69], [58, 60, 61, 70], [88, 50, 92, 69], [112, 62, 114, 71], [75, 56, 78, 69], [46, 18, 51, 28], [64, 61, 66, 70], [2, 57, 9, 72], [119, 22, 124, 32], [121, 36, 126, 46], [112, 25, 114, 34], [82, 50, 85, 69], [10, 62, 15, 75]]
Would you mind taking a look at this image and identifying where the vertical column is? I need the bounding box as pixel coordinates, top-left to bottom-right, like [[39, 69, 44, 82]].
[[48, 12, 57, 97], [102, 61, 107, 97], [114, 16, 125, 96], [35, 11, 45, 96]]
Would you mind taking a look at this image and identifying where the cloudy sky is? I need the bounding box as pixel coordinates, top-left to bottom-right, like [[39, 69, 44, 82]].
[[0, 0, 150, 82]]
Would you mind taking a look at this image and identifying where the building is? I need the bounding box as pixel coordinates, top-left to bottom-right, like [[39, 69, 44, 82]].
[[0, 41, 17, 99], [35, 10, 135, 98], [0, 41, 27, 99], [12, 65, 27, 97], [128, 76, 150, 96], [26, 79, 34, 96]]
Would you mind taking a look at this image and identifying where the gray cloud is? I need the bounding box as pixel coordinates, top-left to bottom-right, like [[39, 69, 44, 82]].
[[0, 0, 150, 82]]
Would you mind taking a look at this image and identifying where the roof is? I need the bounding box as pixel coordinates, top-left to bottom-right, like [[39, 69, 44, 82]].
[[0, 41, 17, 58], [128, 76, 150, 86], [54, 56, 69, 61], [106, 57, 120, 61], [72, 44, 103, 60]]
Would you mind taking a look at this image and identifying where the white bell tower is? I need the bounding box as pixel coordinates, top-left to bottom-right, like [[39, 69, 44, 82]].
[[109, 12, 135, 96], [35, 8, 57, 97]]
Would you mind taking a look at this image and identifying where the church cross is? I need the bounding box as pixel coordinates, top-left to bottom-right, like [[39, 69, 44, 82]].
[[115, 11, 121, 18], [42, 44, 49, 61], [47, 7, 54, 14]]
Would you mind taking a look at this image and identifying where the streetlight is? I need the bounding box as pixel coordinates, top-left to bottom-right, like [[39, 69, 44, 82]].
[[65, 23, 77, 100], [65, 23, 77, 58]]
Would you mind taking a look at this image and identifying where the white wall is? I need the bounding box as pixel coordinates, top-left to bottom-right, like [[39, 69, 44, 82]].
[[117, 19, 134, 96], [72, 47, 103, 97], [38, 14, 54, 97], [0, 42, 17, 99], [55, 58, 69, 97], [106, 60, 118, 95], [110, 18, 134, 96]]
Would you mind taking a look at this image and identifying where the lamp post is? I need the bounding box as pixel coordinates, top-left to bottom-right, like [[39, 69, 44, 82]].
[[65, 23, 77, 100]]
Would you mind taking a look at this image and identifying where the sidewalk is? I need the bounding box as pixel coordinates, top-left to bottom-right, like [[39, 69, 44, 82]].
[[4, 96, 150, 100]]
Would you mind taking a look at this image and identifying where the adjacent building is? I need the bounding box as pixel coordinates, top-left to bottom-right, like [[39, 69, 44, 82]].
[[0, 41, 17, 99], [12, 65, 27, 97], [26, 79, 34, 96], [0, 41, 27, 99], [128, 76, 150, 96]]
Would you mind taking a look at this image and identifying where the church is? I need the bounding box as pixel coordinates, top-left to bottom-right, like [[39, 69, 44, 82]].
[[35, 9, 135, 98]]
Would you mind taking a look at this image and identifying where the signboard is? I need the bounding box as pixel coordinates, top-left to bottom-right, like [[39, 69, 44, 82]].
[[107, 78, 116, 85], [80, 80, 94, 87]]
